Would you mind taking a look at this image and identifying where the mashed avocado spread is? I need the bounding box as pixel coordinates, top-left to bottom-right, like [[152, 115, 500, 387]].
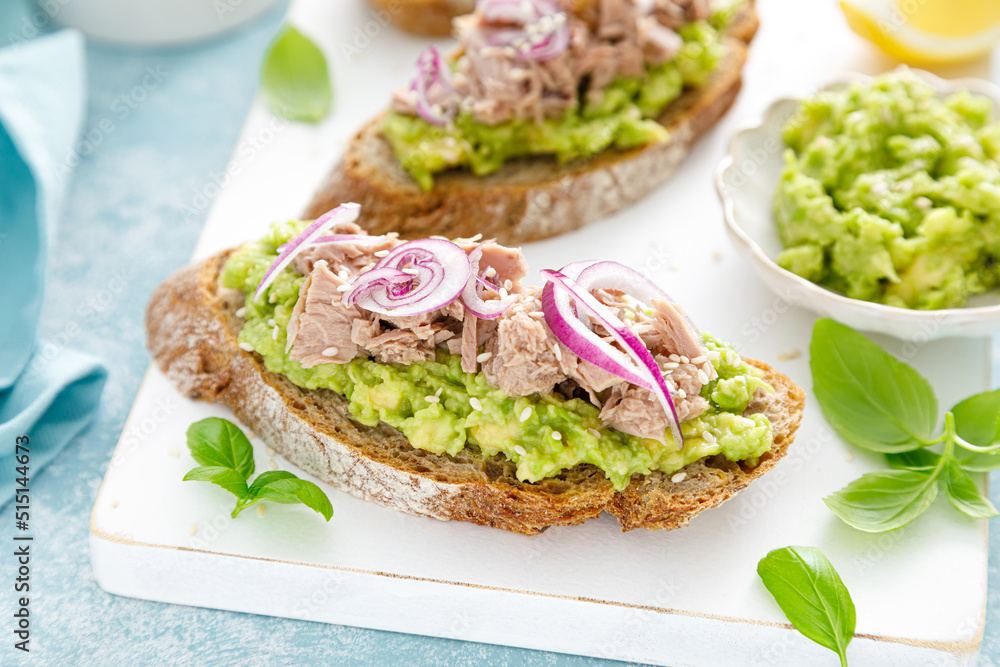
[[221, 221, 773, 491], [775, 71, 1000, 309], [384, 19, 727, 190]]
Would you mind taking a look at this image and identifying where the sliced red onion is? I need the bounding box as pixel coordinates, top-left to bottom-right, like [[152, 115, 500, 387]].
[[541, 269, 684, 446], [462, 245, 516, 319], [344, 239, 471, 317], [409, 47, 456, 126], [254, 203, 361, 302], [573, 261, 703, 343], [480, 0, 570, 62]]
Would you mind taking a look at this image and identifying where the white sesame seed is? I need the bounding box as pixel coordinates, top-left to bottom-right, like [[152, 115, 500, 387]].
[[188, 524, 198, 536], [374, 250, 390, 258], [435, 387, 443, 397], [707, 350, 722, 360], [551, 344, 562, 361], [499, 287, 508, 299], [663, 362, 679, 370], [257, 504, 267, 517], [671, 472, 687, 483], [269, 458, 278, 470], [402, 268, 419, 275], [915, 196, 932, 209], [588, 428, 601, 439], [669, 354, 680, 362], [477, 351, 493, 363], [235, 307, 246, 318], [697, 369, 709, 384], [552, 431, 562, 441], [338, 269, 350, 280], [468, 233, 483, 242], [167, 446, 179, 457], [845, 451, 855, 462], [514, 445, 527, 456], [703, 431, 717, 443], [264, 446, 275, 457], [470, 397, 483, 411], [529, 311, 545, 319], [519, 407, 532, 422], [504, 279, 513, 290], [337, 284, 352, 292], [314, 260, 329, 269], [269, 293, 277, 303], [679, 355, 690, 364], [484, 267, 497, 278], [677, 389, 687, 399], [267, 318, 275, 326], [424, 395, 441, 403], [239, 342, 255, 352], [691, 355, 707, 364], [272, 326, 280, 341], [111, 499, 119, 508], [322, 347, 339, 357], [446, 250, 462, 263]]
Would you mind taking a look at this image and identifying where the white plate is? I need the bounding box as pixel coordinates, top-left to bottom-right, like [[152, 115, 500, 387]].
[[716, 67, 1000, 341], [90, 1, 991, 665]]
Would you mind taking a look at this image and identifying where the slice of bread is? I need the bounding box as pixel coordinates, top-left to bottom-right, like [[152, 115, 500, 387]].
[[147, 250, 805, 535], [367, 0, 474, 37], [304, 2, 759, 245]]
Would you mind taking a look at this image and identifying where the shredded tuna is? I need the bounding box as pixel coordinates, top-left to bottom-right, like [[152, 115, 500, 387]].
[[366, 329, 436, 365], [287, 262, 364, 367]]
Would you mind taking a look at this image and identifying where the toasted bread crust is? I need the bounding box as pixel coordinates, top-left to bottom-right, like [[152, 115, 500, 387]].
[[146, 251, 804, 535], [305, 2, 759, 245], [367, 0, 474, 37]]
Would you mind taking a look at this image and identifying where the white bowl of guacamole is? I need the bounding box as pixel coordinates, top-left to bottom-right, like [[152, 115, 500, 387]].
[[716, 67, 1000, 341]]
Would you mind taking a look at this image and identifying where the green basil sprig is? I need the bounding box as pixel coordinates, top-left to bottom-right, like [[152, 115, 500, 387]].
[[758, 546, 855, 667], [261, 25, 332, 122], [811, 319, 998, 532], [183, 417, 333, 521]]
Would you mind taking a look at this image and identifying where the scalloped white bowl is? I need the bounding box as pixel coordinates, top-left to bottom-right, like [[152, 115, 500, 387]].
[[716, 68, 1000, 342]]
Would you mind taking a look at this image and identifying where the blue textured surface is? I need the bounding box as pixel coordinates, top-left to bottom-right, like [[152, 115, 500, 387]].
[[1, 1, 998, 665]]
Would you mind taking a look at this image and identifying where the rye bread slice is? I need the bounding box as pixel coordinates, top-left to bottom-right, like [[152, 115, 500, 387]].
[[304, 3, 759, 245], [146, 250, 805, 535]]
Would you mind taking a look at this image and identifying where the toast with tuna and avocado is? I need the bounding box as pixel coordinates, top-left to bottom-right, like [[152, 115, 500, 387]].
[[147, 205, 804, 535], [305, 0, 758, 245]]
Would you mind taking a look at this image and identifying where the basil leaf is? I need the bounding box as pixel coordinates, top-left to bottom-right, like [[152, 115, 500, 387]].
[[810, 319, 937, 453], [953, 389, 1000, 449], [885, 449, 940, 471], [234, 470, 333, 520], [823, 469, 938, 532], [757, 546, 855, 666], [186, 417, 255, 480], [954, 448, 1000, 472], [183, 465, 249, 499], [943, 462, 999, 519], [261, 25, 332, 123]]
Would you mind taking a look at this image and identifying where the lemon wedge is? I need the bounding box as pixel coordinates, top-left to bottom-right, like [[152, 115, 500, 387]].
[[840, 0, 1000, 64]]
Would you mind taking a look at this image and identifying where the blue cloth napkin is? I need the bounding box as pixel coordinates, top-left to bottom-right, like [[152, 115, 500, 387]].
[[0, 31, 107, 505]]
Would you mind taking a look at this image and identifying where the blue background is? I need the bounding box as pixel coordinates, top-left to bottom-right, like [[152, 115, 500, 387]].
[[1, 0, 998, 664]]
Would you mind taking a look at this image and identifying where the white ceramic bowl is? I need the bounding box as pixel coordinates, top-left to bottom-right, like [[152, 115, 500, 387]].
[[715, 68, 1000, 342]]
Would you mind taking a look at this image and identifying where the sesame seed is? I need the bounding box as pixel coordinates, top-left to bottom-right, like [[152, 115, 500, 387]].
[[322, 347, 339, 357], [707, 350, 722, 360], [167, 446, 179, 457], [470, 397, 483, 411], [477, 351, 493, 363], [468, 233, 483, 242], [504, 279, 513, 290], [374, 250, 390, 258], [712, 250, 723, 261], [239, 342, 255, 352], [663, 362, 679, 370], [671, 472, 687, 484], [267, 318, 275, 326], [424, 395, 441, 403], [697, 369, 709, 384], [529, 311, 545, 319], [269, 459, 278, 470], [402, 268, 419, 275], [188, 524, 198, 536], [484, 267, 497, 278], [777, 350, 802, 361], [552, 431, 562, 441], [269, 293, 277, 303], [435, 387, 443, 397], [111, 499, 119, 508], [915, 196, 932, 209], [337, 284, 352, 292], [499, 287, 508, 298], [679, 356, 690, 364], [588, 428, 601, 439], [551, 344, 562, 361], [677, 389, 687, 399], [668, 354, 680, 362], [691, 355, 707, 364], [338, 269, 350, 280], [314, 260, 329, 270], [446, 250, 462, 263], [703, 431, 717, 443], [272, 326, 280, 341], [257, 504, 267, 517], [845, 451, 855, 462], [264, 446, 275, 457], [519, 407, 532, 422], [235, 307, 246, 318], [514, 445, 527, 456]]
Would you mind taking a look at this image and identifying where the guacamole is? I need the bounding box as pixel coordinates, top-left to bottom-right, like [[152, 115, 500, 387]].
[[775, 71, 1000, 310], [384, 20, 726, 190], [220, 221, 774, 491]]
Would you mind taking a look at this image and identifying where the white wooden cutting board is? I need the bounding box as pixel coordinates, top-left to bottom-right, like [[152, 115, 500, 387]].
[[90, 0, 994, 664]]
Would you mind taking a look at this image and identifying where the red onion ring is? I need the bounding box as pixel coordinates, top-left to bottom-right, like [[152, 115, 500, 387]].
[[254, 203, 361, 302], [541, 269, 684, 446], [409, 47, 456, 126], [344, 239, 472, 317], [462, 245, 516, 319]]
